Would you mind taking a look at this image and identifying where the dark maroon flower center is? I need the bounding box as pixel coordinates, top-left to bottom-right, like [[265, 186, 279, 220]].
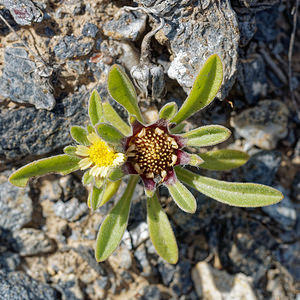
[[126, 126, 178, 181]]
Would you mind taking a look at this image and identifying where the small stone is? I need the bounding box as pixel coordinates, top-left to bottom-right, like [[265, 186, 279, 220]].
[[237, 13, 257, 47], [39, 178, 62, 202], [54, 35, 94, 60], [262, 186, 297, 229], [108, 245, 132, 270], [82, 23, 99, 38], [138, 285, 161, 300], [192, 261, 256, 299], [0, 171, 32, 231], [134, 244, 152, 277], [231, 100, 289, 150], [242, 150, 281, 185], [170, 261, 193, 296], [237, 54, 267, 105], [59, 175, 87, 202], [129, 222, 149, 248], [1, 0, 43, 26], [55, 277, 84, 300], [12, 228, 55, 256], [103, 10, 147, 41], [157, 260, 176, 285], [0, 252, 21, 271], [53, 198, 89, 222], [0, 47, 55, 110], [0, 270, 58, 300]]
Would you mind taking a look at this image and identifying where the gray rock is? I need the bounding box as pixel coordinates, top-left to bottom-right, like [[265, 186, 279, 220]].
[[53, 198, 88, 222], [58, 175, 87, 202], [192, 261, 256, 299], [170, 261, 193, 296], [0, 90, 89, 161], [0, 0, 43, 25], [55, 278, 84, 300], [237, 54, 267, 105], [231, 100, 289, 150], [54, 35, 94, 60], [0, 47, 55, 110], [82, 23, 99, 38], [134, 244, 152, 277], [276, 242, 300, 282], [262, 186, 297, 229], [292, 172, 300, 202], [137, 0, 239, 99], [242, 150, 281, 185], [139, 285, 161, 300], [0, 270, 58, 300], [103, 10, 147, 41], [231, 0, 280, 13], [0, 252, 21, 272], [0, 172, 32, 231], [237, 13, 257, 47], [157, 260, 176, 285], [39, 178, 63, 202], [11, 228, 55, 256], [129, 222, 149, 248]]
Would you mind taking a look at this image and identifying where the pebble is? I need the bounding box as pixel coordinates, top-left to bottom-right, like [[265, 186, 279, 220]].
[[139, 285, 161, 300], [0, 270, 58, 300], [39, 178, 63, 202], [192, 261, 257, 299], [0, 252, 21, 272], [157, 260, 176, 285], [1, 0, 43, 25], [237, 54, 267, 105], [129, 222, 149, 248], [292, 172, 300, 202], [231, 100, 289, 150], [103, 10, 146, 41], [241, 150, 281, 185], [0, 171, 32, 231], [11, 228, 55, 256], [262, 186, 297, 229], [237, 13, 257, 47], [55, 276, 84, 300], [0, 90, 89, 160], [54, 35, 94, 60], [53, 198, 89, 222], [82, 23, 99, 38], [170, 261, 193, 296], [0, 47, 55, 110], [134, 244, 152, 277]]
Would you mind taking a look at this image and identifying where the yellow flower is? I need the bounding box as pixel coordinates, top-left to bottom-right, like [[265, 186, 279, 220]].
[[75, 132, 125, 178]]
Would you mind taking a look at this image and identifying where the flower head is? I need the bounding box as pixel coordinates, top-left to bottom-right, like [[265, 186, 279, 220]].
[[75, 132, 125, 178]]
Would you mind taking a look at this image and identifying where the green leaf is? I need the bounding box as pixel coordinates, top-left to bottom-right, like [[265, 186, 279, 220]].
[[82, 170, 93, 185], [109, 167, 125, 181], [102, 102, 131, 136], [9, 155, 80, 187], [100, 180, 122, 207], [159, 102, 178, 120], [198, 149, 249, 171], [90, 185, 105, 210], [94, 177, 105, 189], [89, 89, 103, 126], [175, 167, 284, 207], [107, 65, 143, 122], [63, 146, 77, 157], [95, 175, 138, 261], [96, 123, 124, 145], [170, 122, 186, 134], [70, 126, 90, 146], [171, 54, 223, 124], [165, 179, 197, 213], [147, 193, 178, 264], [183, 125, 231, 147]]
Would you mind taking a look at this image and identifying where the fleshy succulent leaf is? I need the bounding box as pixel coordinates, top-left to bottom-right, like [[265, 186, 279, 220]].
[[82, 170, 93, 185], [198, 149, 249, 170], [95, 176, 138, 261], [147, 193, 178, 264], [107, 65, 143, 123], [102, 102, 131, 136], [100, 180, 122, 207], [96, 123, 124, 145], [175, 166, 284, 207], [170, 122, 186, 134], [63, 146, 77, 157], [70, 126, 90, 146], [182, 125, 231, 147], [171, 54, 223, 124], [94, 177, 105, 189], [159, 102, 178, 120], [90, 185, 105, 210], [165, 178, 197, 213], [9, 155, 80, 187], [109, 167, 126, 181], [89, 89, 103, 126]]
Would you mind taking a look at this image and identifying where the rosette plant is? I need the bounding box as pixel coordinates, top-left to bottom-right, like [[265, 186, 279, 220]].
[[9, 54, 283, 264]]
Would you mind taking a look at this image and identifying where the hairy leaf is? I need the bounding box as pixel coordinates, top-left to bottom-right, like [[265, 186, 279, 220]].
[[96, 123, 124, 145], [70, 126, 90, 146], [89, 89, 103, 126], [159, 102, 178, 120]]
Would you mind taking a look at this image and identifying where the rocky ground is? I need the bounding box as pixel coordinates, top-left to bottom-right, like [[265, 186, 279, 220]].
[[0, 0, 299, 299]]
